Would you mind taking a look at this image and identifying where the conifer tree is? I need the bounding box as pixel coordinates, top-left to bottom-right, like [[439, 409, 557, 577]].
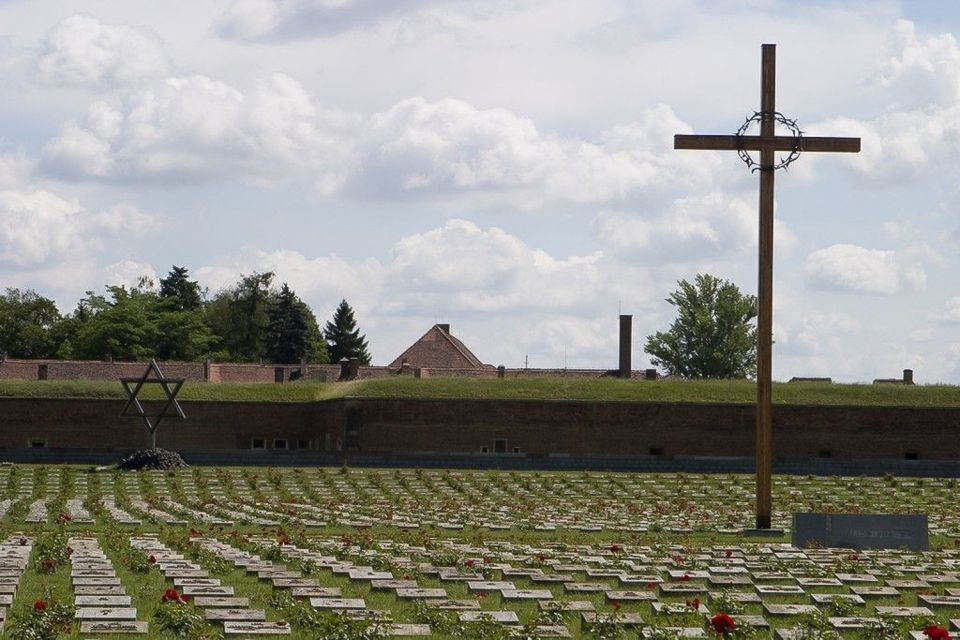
[[266, 283, 314, 364], [323, 299, 371, 365]]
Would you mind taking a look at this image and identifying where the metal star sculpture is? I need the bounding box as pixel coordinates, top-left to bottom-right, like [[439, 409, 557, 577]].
[[120, 359, 186, 449]]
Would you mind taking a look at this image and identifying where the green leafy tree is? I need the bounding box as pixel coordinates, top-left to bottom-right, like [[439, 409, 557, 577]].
[[265, 283, 328, 364], [0, 289, 62, 358], [324, 299, 371, 365], [644, 273, 757, 378], [159, 265, 203, 311], [71, 283, 160, 361]]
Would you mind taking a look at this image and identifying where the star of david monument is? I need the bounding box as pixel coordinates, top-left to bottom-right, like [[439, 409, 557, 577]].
[[674, 44, 861, 531], [120, 359, 186, 449]]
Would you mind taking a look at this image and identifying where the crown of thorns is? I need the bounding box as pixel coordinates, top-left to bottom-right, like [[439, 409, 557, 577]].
[[736, 110, 803, 172]]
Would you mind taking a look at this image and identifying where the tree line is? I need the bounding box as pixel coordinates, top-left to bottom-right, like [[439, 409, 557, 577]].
[[0, 266, 371, 365]]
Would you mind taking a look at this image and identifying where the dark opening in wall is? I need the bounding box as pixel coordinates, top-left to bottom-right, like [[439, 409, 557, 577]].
[[480, 446, 489, 453], [297, 440, 310, 450], [494, 438, 507, 453], [29, 439, 46, 448], [273, 438, 288, 450], [513, 446, 521, 453], [649, 447, 663, 457], [251, 438, 266, 450], [819, 449, 832, 458], [905, 452, 919, 460]]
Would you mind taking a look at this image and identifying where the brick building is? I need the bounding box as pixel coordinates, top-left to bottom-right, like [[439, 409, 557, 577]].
[[389, 324, 494, 371]]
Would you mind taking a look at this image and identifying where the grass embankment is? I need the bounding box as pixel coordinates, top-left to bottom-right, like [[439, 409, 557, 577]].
[[1, 376, 959, 406]]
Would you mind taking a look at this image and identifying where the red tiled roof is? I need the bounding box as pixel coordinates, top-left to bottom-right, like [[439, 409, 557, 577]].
[[389, 325, 488, 369]]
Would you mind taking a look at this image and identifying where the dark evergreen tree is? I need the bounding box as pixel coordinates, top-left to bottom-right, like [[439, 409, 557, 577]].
[[159, 265, 203, 311], [324, 299, 371, 365], [265, 284, 313, 364]]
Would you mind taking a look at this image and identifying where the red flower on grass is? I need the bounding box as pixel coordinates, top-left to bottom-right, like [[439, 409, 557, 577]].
[[646, 581, 657, 590], [710, 613, 736, 634], [686, 597, 700, 611], [724, 549, 733, 558], [33, 599, 47, 611], [679, 573, 691, 582], [161, 588, 189, 604], [464, 559, 475, 568], [612, 600, 621, 611], [609, 544, 620, 553], [56, 513, 71, 524], [923, 625, 952, 640], [148, 555, 157, 564]]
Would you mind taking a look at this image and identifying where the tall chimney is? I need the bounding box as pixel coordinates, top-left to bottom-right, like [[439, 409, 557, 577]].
[[619, 315, 632, 378]]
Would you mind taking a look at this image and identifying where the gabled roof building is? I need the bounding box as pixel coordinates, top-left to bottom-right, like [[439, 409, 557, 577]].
[[389, 324, 492, 370]]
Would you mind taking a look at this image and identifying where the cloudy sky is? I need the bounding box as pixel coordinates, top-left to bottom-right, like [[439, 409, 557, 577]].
[[1, 0, 959, 382]]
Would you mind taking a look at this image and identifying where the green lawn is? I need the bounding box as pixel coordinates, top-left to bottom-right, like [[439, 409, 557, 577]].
[[2, 376, 959, 406]]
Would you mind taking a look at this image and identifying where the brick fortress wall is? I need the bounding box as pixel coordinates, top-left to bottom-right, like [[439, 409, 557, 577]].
[[2, 397, 957, 462]]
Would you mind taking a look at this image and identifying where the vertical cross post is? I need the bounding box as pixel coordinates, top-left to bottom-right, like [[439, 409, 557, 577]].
[[673, 44, 859, 533], [756, 44, 775, 530]]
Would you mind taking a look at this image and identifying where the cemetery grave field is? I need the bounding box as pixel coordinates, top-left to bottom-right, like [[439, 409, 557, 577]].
[[1, 465, 960, 637], [3, 377, 960, 406]]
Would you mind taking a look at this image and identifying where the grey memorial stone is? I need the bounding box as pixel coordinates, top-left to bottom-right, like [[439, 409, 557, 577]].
[[792, 513, 928, 551]]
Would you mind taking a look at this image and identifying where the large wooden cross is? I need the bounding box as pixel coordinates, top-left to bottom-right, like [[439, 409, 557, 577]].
[[674, 44, 860, 530]]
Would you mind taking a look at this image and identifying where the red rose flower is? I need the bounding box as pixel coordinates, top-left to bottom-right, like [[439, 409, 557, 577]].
[[923, 625, 952, 640], [710, 613, 736, 634], [688, 597, 700, 611], [162, 588, 188, 604], [609, 544, 620, 553], [612, 600, 621, 611], [724, 549, 733, 558], [148, 555, 156, 564], [464, 559, 475, 568], [34, 599, 47, 610], [646, 581, 657, 590], [679, 573, 691, 582]]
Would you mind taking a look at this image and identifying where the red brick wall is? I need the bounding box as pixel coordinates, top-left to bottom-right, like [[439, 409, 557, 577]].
[[3, 396, 958, 461]]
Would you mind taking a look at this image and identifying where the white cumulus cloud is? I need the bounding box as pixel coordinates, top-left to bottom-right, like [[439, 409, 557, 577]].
[[215, 0, 443, 42], [37, 14, 170, 87], [804, 243, 926, 295]]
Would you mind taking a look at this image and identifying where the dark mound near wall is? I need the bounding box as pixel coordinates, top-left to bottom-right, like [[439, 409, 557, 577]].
[[117, 448, 189, 470]]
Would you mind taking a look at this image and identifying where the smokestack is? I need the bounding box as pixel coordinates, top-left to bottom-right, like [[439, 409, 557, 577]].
[[619, 315, 632, 378]]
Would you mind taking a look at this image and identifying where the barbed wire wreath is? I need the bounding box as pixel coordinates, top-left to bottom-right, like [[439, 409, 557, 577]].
[[736, 111, 803, 172]]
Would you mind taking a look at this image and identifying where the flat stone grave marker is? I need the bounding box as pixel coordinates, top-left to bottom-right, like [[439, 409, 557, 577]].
[[875, 605, 934, 617], [458, 611, 519, 624], [75, 595, 131, 606], [75, 585, 126, 595], [78, 621, 148, 634], [467, 581, 514, 591], [204, 608, 267, 621], [309, 598, 366, 609], [605, 590, 657, 601], [395, 588, 448, 599], [75, 607, 137, 620], [709, 591, 762, 604], [763, 604, 818, 616], [388, 623, 432, 636], [429, 599, 481, 610], [850, 586, 900, 598], [811, 593, 865, 605], [793, 513, 928, 551], [582, 611, 645, 625], [73, 577, 121, 586], [829, 616, 879, 629], [291, 586, 342, 597], [501, 589, 553, 599], [540, 600, 594, 611], [182, 585, 235, 596], [222, 620, 291, 635], [192, 597, 250, 608], [756, 585, 806, 596], [272, 578, 319, 588]]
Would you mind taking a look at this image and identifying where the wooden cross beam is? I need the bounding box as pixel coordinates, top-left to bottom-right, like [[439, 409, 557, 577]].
[[674, 44, 860, 531]]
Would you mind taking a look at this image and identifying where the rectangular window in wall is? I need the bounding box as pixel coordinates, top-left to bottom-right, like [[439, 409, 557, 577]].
[[273, 438, 288, 450], [494, 438, 507, 453], [297, 440, 310, 450], [513, 446, 521, 453], [29, 439, 46, 448], [480, 446, 489, 453], [251, 438, 266, 450]]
